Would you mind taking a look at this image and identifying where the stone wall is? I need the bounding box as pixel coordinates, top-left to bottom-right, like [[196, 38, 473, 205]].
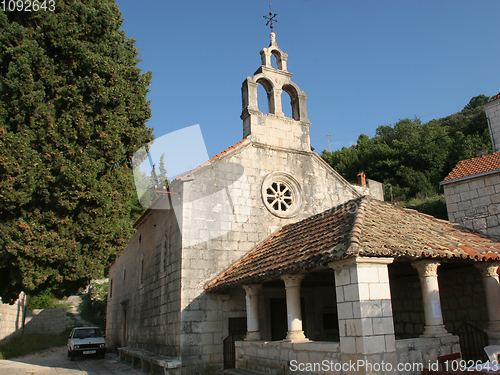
[[443, 172, 500, 236], [106, 207, 182, 358], [23, 308, 66, 335], [439, 265, 488, 332], [484, 97, 500, 153], [396, 336, 461, 375], [0, 293, 26, 342], [235, 340, 341, 375]]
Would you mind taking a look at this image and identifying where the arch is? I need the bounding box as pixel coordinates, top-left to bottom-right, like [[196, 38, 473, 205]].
[[256, 77, 275, 114], [282, 84, 300, 120], [271, 49, 284, 70]]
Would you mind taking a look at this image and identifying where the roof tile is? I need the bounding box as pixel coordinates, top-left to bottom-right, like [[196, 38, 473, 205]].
[[442, 152, 500, 182], [205, 197, 500, 292]]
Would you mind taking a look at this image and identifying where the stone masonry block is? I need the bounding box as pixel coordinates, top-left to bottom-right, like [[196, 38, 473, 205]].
[[337, 302, 354, 320], [487, 215, 499, 227], [339, 336, 356, 354], [489, 204, 500, 215], [336, 286, 344, 303], [372, 317, 395, 335], [445, 193, 461, 205], [335, 268, 351, 287], [345, 319, 363, 337], [361, 335, 387, 355], [468, 179, 485, 190], [453, 182, 471, 194], [485, 174, 500, 186], [458, 200, 472, 211], [369, 283, 391, 300], [343, 284, 360, 302], [477, 186, 496, 197], [358, 283, 370, 300], [357, 266, 380, 283]]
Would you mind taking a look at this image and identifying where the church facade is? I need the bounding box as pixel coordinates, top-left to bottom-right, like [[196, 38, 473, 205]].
[[106, 34, 500, 375]]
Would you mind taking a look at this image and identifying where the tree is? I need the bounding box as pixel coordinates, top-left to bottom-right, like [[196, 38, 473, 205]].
[[0, 1, 153, 303], [321, 96, 491, 202]]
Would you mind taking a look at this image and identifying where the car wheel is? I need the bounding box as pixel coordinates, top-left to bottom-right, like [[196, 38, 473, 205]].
[[70, 351, 75, 361], [100, 352, 105, 359]]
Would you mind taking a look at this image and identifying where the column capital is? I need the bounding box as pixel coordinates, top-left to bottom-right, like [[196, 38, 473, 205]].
[[412, 259, 441, 277], [243, 284, 263, 296], [281, 273, 305, 288], [474, 262, 500, 278]]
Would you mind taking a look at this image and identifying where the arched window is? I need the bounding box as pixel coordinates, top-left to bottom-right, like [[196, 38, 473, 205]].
[[271, 50, 283, 70], [256, 78, 274, 114], [282, 84, 300, 120], [280, 90, 292, 118]]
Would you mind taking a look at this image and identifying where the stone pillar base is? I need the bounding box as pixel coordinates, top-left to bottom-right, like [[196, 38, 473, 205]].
[[420, 324, 451, 338], [284, 330, 309, 342], [245, 331, 261, 341]]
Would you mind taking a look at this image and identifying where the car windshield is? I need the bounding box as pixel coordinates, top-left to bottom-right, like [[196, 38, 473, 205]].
[[72, 328, 102, 339]]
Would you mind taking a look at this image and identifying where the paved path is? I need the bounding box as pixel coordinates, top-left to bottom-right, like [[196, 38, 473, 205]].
[[0, 346, 144, 375]]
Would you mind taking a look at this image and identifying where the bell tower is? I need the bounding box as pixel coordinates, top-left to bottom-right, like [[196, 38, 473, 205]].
[[241, 32, 312, 151]]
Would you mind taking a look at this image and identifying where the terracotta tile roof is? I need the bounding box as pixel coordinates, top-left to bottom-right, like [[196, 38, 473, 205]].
[[489, 92, 500, 102], [442, 152, 500, 183], [205, 196, 500, 292]]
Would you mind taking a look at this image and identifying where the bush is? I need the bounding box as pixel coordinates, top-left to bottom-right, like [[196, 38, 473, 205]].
[[26, 290, 57, 309]]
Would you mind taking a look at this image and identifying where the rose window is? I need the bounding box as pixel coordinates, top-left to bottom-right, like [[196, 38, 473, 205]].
[[261, 172, 303, 218]]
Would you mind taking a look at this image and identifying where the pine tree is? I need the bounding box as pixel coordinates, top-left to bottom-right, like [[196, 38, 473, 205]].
[[0, 1, 153, 303]]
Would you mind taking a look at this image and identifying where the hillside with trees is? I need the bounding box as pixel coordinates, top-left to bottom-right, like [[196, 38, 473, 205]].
[[321, 95, 492, 218], [0, 1, 153, 303]]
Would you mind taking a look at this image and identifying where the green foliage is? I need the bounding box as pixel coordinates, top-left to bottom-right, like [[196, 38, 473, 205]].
[[80, 282, 108, 330], [0, 328, 72, 359], [0, 1, 153, 303], [322, 95, 492, 202], [26, 289, 57, 309], [400, 195, 448, 220]]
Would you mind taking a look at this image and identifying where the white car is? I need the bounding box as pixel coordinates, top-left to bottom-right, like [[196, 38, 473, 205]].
[[67, 327, 106, 361]]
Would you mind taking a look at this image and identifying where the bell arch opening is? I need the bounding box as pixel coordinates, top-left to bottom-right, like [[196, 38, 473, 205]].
[[282, 84, 300, 120], [256, 78, 274, 114]]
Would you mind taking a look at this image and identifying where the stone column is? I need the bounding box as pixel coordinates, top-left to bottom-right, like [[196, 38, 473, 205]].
[[475, 261, 500, 343], [273, 88, 284, 116], [243, 284, 262, 341], [412, 260, 450, 337], [330, 257, 397, 374], [281, 274, 308, 342]]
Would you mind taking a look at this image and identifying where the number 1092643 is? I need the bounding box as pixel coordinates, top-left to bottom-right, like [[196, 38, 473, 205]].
[[1, 0, 55, 11]]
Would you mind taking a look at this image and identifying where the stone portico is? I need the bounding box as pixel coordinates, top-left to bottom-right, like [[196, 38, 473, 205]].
[[206, 197, 500, 374]]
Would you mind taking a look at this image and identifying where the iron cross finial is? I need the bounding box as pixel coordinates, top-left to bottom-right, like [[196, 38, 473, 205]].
[[263, 0, 278, 31]]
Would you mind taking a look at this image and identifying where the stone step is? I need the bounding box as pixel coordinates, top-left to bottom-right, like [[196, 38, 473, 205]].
[[223, 369, 268, 375]]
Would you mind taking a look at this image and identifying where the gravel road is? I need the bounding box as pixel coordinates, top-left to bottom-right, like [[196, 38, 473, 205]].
[[0, 346, 144, 374]]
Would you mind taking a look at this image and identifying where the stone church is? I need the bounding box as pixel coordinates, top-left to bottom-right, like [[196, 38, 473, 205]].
[[106, 33, 500, 375]]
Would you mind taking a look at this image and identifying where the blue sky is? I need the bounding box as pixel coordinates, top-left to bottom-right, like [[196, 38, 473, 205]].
[[115, 0, 500, 158]]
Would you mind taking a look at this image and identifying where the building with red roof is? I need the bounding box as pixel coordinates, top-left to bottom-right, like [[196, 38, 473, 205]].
[[441, 96, 500, 237]]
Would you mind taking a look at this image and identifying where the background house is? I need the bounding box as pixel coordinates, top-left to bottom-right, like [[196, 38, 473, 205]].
[[441, 94, 500, 237]]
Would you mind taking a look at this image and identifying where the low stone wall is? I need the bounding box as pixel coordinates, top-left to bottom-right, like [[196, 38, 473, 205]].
[[23, 308, 66, 335], [396, 336, 461, 375], [235, 337, 459, 375], [235, 340, 341, 375]]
